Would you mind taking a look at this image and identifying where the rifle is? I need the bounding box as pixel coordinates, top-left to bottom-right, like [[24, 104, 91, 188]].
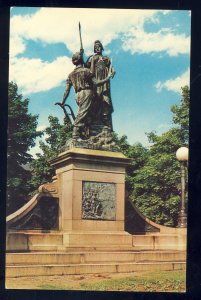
[[55, 103, 76, 125]]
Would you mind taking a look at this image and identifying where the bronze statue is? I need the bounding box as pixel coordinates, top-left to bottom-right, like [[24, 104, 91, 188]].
[[85, 40, 115, 131], [56, 23, 118, 151], [58, 52, 112, 140]]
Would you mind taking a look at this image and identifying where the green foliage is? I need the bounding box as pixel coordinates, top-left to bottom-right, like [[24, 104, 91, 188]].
[[171, 85, 189, 143], [7, 82, 42, 214], [113, 133, 149, 194], [114, 86, 189, 226], [28, 85, 189, 227], [29, 116, 72, 191], [130, 86, 190, 226]]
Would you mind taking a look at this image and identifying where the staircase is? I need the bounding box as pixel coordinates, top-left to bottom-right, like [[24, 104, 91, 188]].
[[6, 231, 186, 278], [6, 249, 186, 278]]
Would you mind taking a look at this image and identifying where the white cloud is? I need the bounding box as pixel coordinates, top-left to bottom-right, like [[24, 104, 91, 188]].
[[36, 125, 47, 131], [9, 8, 190, 94], [9, 56, 73, 94], [9, 35, 26, 57], [122, 28, 190, 56], [155, 68, 190, 93], [10, 8, 165, 57]]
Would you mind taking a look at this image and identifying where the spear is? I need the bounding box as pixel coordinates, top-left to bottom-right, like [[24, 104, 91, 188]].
[[79, 22, 84, 54]]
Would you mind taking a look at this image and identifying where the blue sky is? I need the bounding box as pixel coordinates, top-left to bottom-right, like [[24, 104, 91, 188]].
[[9, 8, 191, 157]]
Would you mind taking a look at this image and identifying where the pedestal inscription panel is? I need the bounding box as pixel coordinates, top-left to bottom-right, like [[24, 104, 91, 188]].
[[82, 181, 116, 220]]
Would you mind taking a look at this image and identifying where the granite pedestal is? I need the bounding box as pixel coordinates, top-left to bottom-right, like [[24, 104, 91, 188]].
[[6, 148, 187, 279], [49, 148, 132, 247]]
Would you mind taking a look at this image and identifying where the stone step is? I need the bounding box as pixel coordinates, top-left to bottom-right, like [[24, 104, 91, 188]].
[[6, 231, 133, 251], [6, 251, 186, 265], [7, 232, 186, 251], [132, 234, 186, 251], [6, 261, 186, 278], [27, 245, 138, 252]]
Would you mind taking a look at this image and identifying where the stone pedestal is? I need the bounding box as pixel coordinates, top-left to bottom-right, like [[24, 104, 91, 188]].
[[6, 147, 187, 264], [50, 148, 130, 233], [6, 147, 187, 278]]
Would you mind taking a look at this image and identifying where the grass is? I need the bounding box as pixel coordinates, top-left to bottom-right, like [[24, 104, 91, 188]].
[[36, 270, 186, 292], [36, 284, 67, 290]]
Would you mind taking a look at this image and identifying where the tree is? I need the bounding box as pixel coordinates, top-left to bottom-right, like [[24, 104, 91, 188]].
[[7, 82, 42, 214], [28, 86, 189, 226], [29, 115, 72, 192], [113, 133, 149, 195], [171, 85, 189, 144], [130, 86, 189, 226]]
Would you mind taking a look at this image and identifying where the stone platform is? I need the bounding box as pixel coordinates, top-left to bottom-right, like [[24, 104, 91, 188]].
[[6, 148, 187, 279], [6, 229, 186, 278], [6, 249, 186, 278], [6, 230, 186, 252]]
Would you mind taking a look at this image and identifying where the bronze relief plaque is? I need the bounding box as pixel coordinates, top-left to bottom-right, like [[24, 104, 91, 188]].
[[82, 181, 116, 220]]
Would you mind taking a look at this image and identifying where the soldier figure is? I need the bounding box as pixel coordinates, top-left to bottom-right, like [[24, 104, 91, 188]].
[[60, 51, 113, 140]]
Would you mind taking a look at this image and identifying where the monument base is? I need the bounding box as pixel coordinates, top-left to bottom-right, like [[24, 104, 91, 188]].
[[6, 230, 186, 252], [7, 148, 132, 251], [6, 229, 186, 278], [6, 148, 187, 278], [49, 148, 130, 232]]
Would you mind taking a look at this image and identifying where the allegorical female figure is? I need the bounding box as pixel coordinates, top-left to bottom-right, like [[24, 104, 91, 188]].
[[85, 40, 115, 131]]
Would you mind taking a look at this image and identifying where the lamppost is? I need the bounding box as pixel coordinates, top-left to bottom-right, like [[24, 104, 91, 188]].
[[176, 147, 189, 228]]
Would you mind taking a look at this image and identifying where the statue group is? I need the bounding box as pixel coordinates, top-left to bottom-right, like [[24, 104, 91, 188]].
[[57, 34, 118, 152]]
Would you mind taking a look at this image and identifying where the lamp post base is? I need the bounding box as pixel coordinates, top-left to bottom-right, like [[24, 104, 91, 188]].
[[177, 209, 187, 228]]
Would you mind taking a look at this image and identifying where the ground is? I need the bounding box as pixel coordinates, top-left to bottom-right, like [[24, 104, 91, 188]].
[[6, 269, 186, 292]]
